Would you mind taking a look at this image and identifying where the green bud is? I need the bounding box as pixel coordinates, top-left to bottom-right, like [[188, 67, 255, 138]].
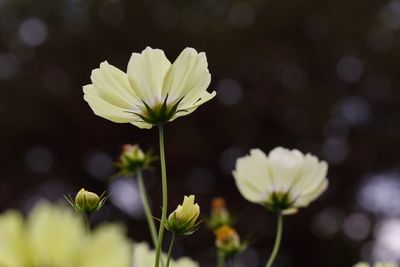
[[75, 188, 100, 212], [115, 144, 155, 175], [208, 197, 232, 230], [64, 188, 109, 213]]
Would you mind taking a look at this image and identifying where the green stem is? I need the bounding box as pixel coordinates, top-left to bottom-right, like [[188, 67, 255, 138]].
[[155, 125, 168, 267], [217, 250, 225, 267], [265, 213, 283, 267], [84, 212, 91, 232], [166, 233, 176, 267], [137, 168, 158, 247], [233, 254, 240, 267]]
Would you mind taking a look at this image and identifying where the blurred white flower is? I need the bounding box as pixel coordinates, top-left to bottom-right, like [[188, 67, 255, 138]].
[[354, 262, 398, 267], [233, 147, 328, 214], [0, 202, 132, 267], [132, 242, 198, 267], [83, 47, 216, 129]]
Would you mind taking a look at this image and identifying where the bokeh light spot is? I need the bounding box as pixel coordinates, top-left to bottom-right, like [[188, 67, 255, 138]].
[[25, 146, 54, 173], [217, 78, 243, 106], [18, 18, 48, 46]]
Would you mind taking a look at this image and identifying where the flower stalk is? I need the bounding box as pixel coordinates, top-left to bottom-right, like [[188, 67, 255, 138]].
[[166, 233, 176, 267], [217, 250, 225, 267], [84, 211, 91, 232], [265, 213, 283, 267], [137, 168, 158, 247], [155, 125, 168, 267]]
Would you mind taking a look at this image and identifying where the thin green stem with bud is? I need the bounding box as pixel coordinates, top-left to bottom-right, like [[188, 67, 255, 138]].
[[166, 233, 176, 267], [155, 125, 168, 267], [217, 250, 225, 267], [137, 168, 158, 247], [265, 212, 283, 267]]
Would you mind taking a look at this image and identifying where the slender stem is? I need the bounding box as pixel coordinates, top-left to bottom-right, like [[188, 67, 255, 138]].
[[155, 125, 168, 267], [265, 213, 283, 267], [137, 168, 158, 247], [233, 254, 240, 267], [84, 212, 91, 232], [166, 233, 176, 267], [217, 250, 225, 267]]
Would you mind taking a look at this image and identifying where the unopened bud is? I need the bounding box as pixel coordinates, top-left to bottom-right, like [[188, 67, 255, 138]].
[[166, 195, 202, 236], [65, 188, 109, 213], [116, 144, 154, 175], [215, 225, 243, 255]]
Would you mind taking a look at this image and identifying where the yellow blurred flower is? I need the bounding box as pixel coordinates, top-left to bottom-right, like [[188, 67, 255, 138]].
[[354, 263, 398, 267], [214, 225, 242, 255], [233, 147, 328, 214], [166, 195, 201, 235], [132, 242, 198, 267], [83, 47, 216, 129], [0, 202, 131, 267]]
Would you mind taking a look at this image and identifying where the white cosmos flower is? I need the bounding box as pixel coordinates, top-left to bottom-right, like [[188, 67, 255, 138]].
[[0, 202, 132, 267], [354, 262, 398, 267], [132, 242, 198, 267], [233, 147, 328, 214], [83, 47, 216, 129]]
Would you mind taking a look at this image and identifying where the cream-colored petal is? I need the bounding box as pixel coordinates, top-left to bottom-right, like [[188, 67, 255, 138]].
[[296, 160, 328, 196], [268, 147, 304, 192], [90, 61, 137, 108], [233, 150, 274, 204], [162, 48, 212, 107], [127, 47, 171, 106], [132, 242, 155, 267], [27, 203, 85, 267], [174, 257, 200, 267], [172, 90, 216, 120], [290, 154, 321, 197], [79, 225, 132, 267], [83, 60, 152, 127], [295, 179, 328, 207], [84, 85, 152, 129], [0, 212, 28, 267], [281, 208, 298, 215], [233, 171, 269, 203]]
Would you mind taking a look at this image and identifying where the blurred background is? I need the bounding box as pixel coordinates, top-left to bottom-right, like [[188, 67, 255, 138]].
[[1, 0, 400, 266]]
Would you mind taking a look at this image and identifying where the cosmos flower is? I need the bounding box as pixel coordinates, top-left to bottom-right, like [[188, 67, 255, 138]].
[[354, 262, 398, 267], [132, 242, 198, 267], [233, 147, 328, 214], [0, 202, 131, 267], [83, 47, 216, 129]]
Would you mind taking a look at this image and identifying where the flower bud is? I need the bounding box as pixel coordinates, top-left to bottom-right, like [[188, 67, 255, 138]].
[[116, 144, 154, 175], [65, 188, 109, 213], [166, 195, 201, 236], [215, 225, 243, 256], [75, 188, 100, 211], [208, 197, 231, 230]]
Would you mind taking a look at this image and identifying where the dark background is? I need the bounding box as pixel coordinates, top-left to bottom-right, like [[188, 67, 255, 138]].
[[1, 0, 400, 266]]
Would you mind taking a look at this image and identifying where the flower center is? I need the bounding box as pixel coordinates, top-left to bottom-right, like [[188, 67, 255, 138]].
[[132, 95, 187, 125], [264, 191, 294, 212]]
